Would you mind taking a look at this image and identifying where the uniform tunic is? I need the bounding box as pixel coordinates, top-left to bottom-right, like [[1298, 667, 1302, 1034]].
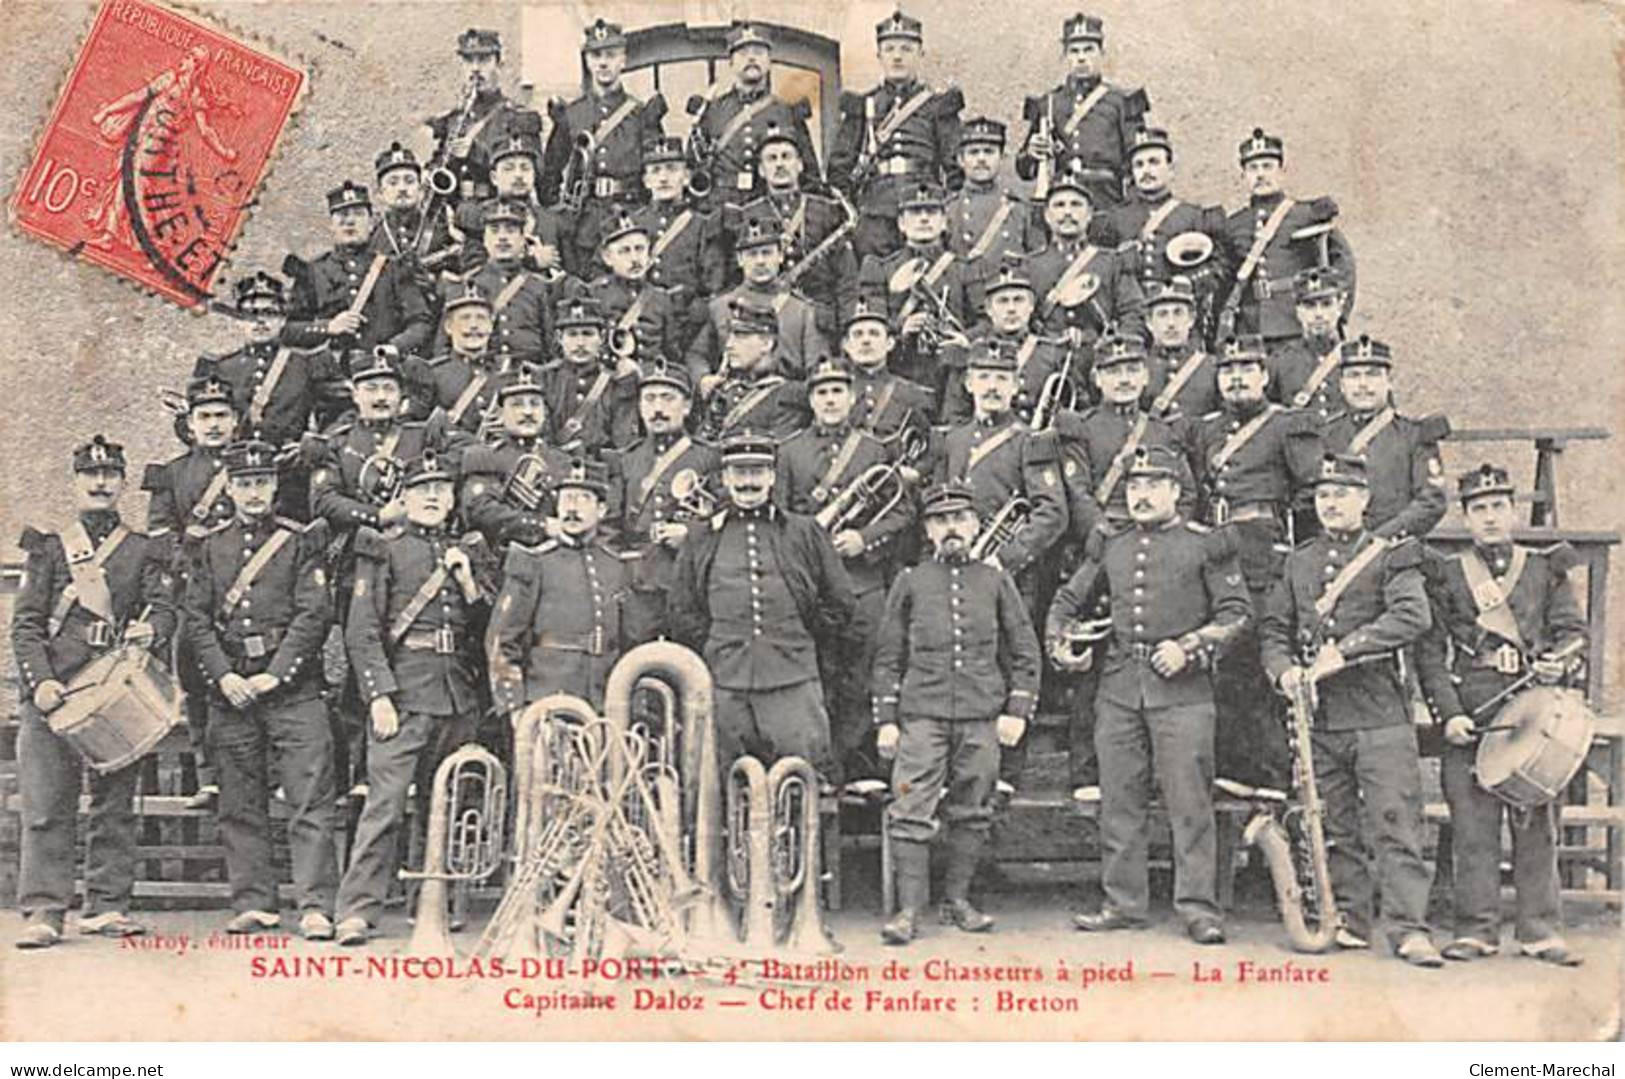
[[1016, 77, 1150, 209]]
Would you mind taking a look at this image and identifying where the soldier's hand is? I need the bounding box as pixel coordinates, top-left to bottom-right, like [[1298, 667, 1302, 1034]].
[[32, 679, 68, 714], [996, 714, 1027, 748], [901, 311, 930, 338], [1150, 639, 1189, 678], [653, 522, 689, 548], [527, 238, 561, 270], [446, 133, 475, 160], [378, 500, 407, 527], [1532, 654, 1567, 685], [876, 722, 901, 760], [698, 373, 724, 399], [1443, 715, 1476, 747], [123, 620, 156, 649], [832, 530, 865, 558], [442, 546, 473, 580], [326, 310, 365, 336], [245, 672, 281, 697], [370, 696, 401, 741], [219, 672, 256, 708], [1310, 641, 1347, 680], [1027, 132, 1056, 158], [1048, 634, 1094, 673]]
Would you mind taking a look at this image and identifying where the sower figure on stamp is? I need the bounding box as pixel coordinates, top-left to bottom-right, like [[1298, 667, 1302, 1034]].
[[872, 480, 1040, 944], [459, 368, 571, 549], [1417, 464, 1588, 968], [667, 431, 857, 782], [334, 452, 494, 947], [1138, 276, 1220, 421], [185, 439, 338, 940], [13, 436, 176, 949], [421, 29, 544, 209], [1263, 267, 1349, 424], [1259, 454, 1442, 967], [1047, 446, 1250, 944], [536, 296, 642, 454], [688, 215, 825, 382]]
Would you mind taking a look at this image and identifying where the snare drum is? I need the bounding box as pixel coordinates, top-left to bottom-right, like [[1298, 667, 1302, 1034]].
[[1475, 686, 1596, 809], [47, 647, 183, 774]]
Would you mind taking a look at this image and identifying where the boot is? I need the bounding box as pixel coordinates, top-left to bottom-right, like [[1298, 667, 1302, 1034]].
[[882, 839, 930, 945], [939, 828, 994, 933]]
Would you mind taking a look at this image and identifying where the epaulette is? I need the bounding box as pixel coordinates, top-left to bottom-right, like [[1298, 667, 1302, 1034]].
[[1416, 413, 1451, 443], [1308, 195, 1340, 221], [141, 462, 168, 492], [838, 90, 864, 117], [352, 526, 388, 560], [937, 85, 965, 113], [1533, 541, 1580, 576], [18, 526, 50, 553], [644, 93, 669, 122], [1122, 86, 1150, 116], [1385, 534, 1422, 570], [791, 97, 812, 122], [280, 253, 308, 281]]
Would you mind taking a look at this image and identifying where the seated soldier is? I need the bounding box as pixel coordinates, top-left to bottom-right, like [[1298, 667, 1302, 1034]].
[[460, 368, 571, 548], [687, 215, 825, 382]]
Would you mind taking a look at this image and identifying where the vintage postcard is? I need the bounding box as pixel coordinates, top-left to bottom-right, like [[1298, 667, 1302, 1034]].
[[0, 0, 1619, 1044]]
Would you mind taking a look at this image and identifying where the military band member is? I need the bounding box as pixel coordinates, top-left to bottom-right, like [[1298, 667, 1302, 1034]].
[[945, 256, 1072, 425], [423, 29, 544, 205], [841, 297, 936, 442], [1048, 446, 1249, 942], [184, 439, 338, 939], [370, 141, 455, 270], [573, 211, 685, 367], [438, 199, 557, 370], [829, 9, 965, 261], [540, 18, 668, 267], [945, 117, 1043, 317], [460, 369, 571, 548], [1025, 165, 1145, 350], [1219, 128, 1354, 348], [688, 215, 825, 381], [777, 361, 917, 780], [1417, 464, 1587, 967], [334, 452, 493, 946], [489, 459, 635, 716], [873, 480, 1041, 943], [1264, 267, 1349, 422], [284, 181, 432, 360], [1140, 276, 1220, 420], [1016, 13, 1149, 212], [407, 286, 515, 436], [1322, 335, 1449, 540], [537, 296, 642, 453], [635, 135, 727, 347], [696, 298, 811, 441], [605, 361, 721, 641], [738, 123, 860, 342], [686, 21, 819, 205], [13, 437, 176, 949], [668, 431, 858, 780], [455, 134, 573, 279], [1259, 454, 1441, 967]]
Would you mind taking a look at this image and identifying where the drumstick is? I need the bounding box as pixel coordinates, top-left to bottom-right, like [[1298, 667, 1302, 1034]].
[[1467, 637, 1586, 720]]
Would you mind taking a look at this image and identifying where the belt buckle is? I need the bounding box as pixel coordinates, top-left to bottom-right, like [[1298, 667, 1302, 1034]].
[[435, 628, 457, 655], [735, 171, 754, 191], [594, 177, 617, 198], [84, 621, 112, 648], [242, 635, 267, 659], [1131, 642, 1153, 661], [1211, 497, 1231, 526], [1493, 644, 1521, 675]]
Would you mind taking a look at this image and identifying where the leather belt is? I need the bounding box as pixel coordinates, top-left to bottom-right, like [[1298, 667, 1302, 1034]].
[[1469, 643, 1523, 675], [876, 157, 919, 177], [81, 620, 113, 648], [592, 177, 627, 198], [537, 630, 608, 656], [401, 628, 460, 655], [1114, 642, 1155, 661]]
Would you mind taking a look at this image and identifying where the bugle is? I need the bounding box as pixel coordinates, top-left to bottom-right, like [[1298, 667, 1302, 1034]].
[[399, 743, 508, 955], [968, 494, 1031, 562], [1029, 344, 1078, 431]]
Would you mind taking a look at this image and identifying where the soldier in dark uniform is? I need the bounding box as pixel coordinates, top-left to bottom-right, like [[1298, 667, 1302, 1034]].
[[696, 298, 811, 442], [777, 361, 917, 782], [540, 18, 668, 270], [1322, 335, 1450, 540], [1024, 164, 1146, 352], [873, 480, 1040, 943], [686, 21, 819, 208], [184, 439, 338, 939], [1048, 446, 1248, 942], [371, 142, 457, 276], [423, 28, 544, 207], [454, 134, 574, 279], [668, 430, 857, 780], [605, 361, 721, 642], [283, 181, 432, 361], [489, 459, 636, 716], [840, 297, 936, 442], [1264, 267, 1349, 422], [436, 200, 557, 371], [688, 215, 825, 382], [1417, 464, 1587, 967], [333, 452, 493, 947], [1191, 334, 1323, 795], [12, 437, 176, 949], [1015, 13, 1149, 212], [738, 123, 860, 343], [828, 9, 964, 261], [634, 135, 727, 349], [1219, 128, 1355, 350], [945, 256, 1073, 425], [537, 295, 641, 453], [946, 117, 1043, 323], [1260, 455, 1442, 967], [1140, 276, 1220, 420], [572, 211, 685, 367], [406, 286, 514, 437], [460, 368, 572, 549]]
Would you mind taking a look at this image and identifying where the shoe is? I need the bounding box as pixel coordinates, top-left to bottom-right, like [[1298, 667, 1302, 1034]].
[[1335, 926, 1370, 950], [843, 778, 889, 798], [76, 912, 147, 938], [1213, 777, 1256, 799], [299, 911, 335, 941], [1441, 937, 1499, 961], [1396, 932, 1445, 968], [226, 910, 281, 935], [1187, 915, 1226, 945], [184, 784, 219, 810], [1071, 785, 1101, 803], [14, 919, 63, 950], [939, 899, 995, 933], [348, 782, 370, 800], [1520, 938, 1583, 967], [1251, 786, 1288, 803], [880, 909, 918, 945], [335, 917, 371, 947], [1073, 908, 1148, 932], [995, 780, 1015, 797]]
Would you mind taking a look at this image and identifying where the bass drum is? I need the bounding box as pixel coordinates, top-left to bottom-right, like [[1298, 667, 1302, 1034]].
[[1475, 686, 1596, 809], [47, 647, 183, 774]]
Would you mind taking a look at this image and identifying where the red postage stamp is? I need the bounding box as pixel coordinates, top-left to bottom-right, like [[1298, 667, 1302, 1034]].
[[8, 0, 305, 307]]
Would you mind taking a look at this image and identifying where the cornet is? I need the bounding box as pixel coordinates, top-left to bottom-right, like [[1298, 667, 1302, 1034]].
[[888, 260, 970, 351], [399, 744, 508, 955], [968, 494, 1031, 563]]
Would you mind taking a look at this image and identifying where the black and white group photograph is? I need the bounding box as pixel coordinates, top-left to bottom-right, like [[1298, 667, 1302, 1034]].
[[0, 0, 1620, 1056]]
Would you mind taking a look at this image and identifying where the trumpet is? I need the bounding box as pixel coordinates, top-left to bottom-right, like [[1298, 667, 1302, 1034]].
[[968, 494, 1031, 563], [400, 743, 508, 955], [560, 132, 595, 215]]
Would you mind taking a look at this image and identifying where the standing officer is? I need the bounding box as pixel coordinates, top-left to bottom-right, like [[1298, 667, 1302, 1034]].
[[668, 431, 857, 781], [1259, 455, 1441, 967], [437, 200, 558, 371], [1025, 165, 1145, 351], [1015, 13, 1150, 212], [185, 439, 338, 939], [1139, 276, 1220, 420], [334, 452, 492, 946], [1047, 446, 1250, 942], [537, 295, 642, 454], [634, 135, 727, 350], [828, 9, 964, 261], [488, 459, 635, 716], [688, 216, 825, 381], [13, 436, 176, 948], [541, 18, 668, 269], [459, 368, 571, 549], [840, 297, 936, 442], [1417, 464, 1587, 967], [1264, 267, 1349, 422], [873, 481, 1041, 943], [945, 117, 1044, 319], [1322, 335, 1450, 540], [1219, 128, 1354, 350], [423, 28, 544, 207]]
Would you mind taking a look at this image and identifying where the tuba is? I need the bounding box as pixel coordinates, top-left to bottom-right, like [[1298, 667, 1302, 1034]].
[[968, 494, 1032, 562], [768, 756, 838, 955], [399, 743, 509, 955], [726, 755, 777, 950]]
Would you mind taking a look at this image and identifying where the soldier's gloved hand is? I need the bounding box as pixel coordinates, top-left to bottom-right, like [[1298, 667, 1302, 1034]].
[[1532, 654, 1567, 685], [245, 672, 281, 698], [876, 723, 901, 760], [1150, 639, 1189, 678], [1443, 715, 1476, 747], [443, 545, 473, 582], [123, 621, 156, 649], [370, 696, 401, 741], [378, 500, 407, 527], [613, 355, 641, 381], [900, 311, 930, 338], [996, 714, 1027, 748], [32, 679, 68, 714], [832, 529, 865, 559], [1027, 132, 1056, 158], [218, 672, 256, 708], [325, 310, 365, 337]]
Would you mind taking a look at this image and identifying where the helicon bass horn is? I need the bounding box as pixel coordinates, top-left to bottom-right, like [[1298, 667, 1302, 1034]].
[[399, 743, 509, 955], [727, 755, 777, 950]]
